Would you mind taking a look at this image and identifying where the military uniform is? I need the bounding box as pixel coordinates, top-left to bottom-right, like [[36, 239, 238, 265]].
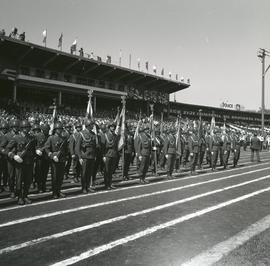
[[182, 133, 190, 167], [44, 122, 68, 198], [123, 130, 134, 180], [250, 134, 261, 162], [76, 126, 97, 193], [209, 133, 222, 170], [188, 132, 199, 173], [0, 123, 9, 191], [221, 133, 232, 169], [198, 135, 206, 169], [232, 133, 241, 167], [163, 131, 177, 178]]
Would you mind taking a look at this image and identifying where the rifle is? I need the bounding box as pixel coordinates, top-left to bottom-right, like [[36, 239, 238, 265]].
[[20, 138, 36, 159], [55, 138, 68, 160]]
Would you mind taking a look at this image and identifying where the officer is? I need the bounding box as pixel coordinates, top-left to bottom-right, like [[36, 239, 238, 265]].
[[45, 122, 68, 199], [69, 122, 82, 183], [64, 122, 73, 179], [122, 125, 134, 181], [188, 128, 200, 174], [6, 120, 36, 205], [205, 131, 211, 167], [182, 130, 190, 168], [75, 119, 96, 193], [0, 121, 9, 192], [150, 127, 163, 174], [209, 128, 222, 171], [4, 119, 20, 198], [250, 132, 261, 163], [137, 124, 151, 184], [198, 129, 207, 170], [163, 127, 177, 179], [134, 123, 143, 172], [232, 131, 241, 167], [103, 122, 119, 189], [222, 130, 232, 169], [33, 124, 49, 193], [159, 127, 167, 170]]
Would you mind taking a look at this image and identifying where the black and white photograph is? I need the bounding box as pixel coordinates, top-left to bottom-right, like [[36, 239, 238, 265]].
[[0, 0, 270, 265]]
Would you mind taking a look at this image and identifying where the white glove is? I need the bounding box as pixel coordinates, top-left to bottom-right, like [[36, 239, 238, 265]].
[[14, 155, 23, 163], [224, 151, 227, 154], [190, 153, 194, 157], [103, 157, 106, 162], [165, 154, 169, 159], [36, 149, 42, 156], [211, 152, 214, 155], [139, 156, 142, 161], [153, 147, 157, 151], [79, 159, 84, 165], [72, 154, 76, 159], [53, 156, 59, 162]]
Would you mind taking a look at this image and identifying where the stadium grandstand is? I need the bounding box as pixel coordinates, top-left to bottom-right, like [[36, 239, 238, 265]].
[[0, 34, 269, 126]]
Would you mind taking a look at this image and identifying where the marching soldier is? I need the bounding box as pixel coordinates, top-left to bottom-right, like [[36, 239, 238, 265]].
[[209, 129, 222, 171], [122, 125, 134, 181], [75, 119, 96, 193], [250, 132, 261, 163], [182, 130, 190, 168], [188, 129, 200, 174], [222, 130, 232, 169], [232, 131, 241, 167], [44, 122, 68, 199], [64, 122, 73, 179], [103, 122, 119, 189], [163, 127, 177, 179], [205, 131, 211, 166], [33, 124, 50, 193], [6, 120, 36, 205], [137, 124, 151, 184], [198, 131, 207, 169], [69, 122, 82, 183], [159, 128, 167, 170], [0, 122, 9, 192]]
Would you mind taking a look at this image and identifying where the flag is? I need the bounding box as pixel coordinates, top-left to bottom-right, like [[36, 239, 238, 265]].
[[161, 68, 164, 76], [210, 114, 215, 136], [118, 105, 126, 151], [153, 65, 157, 74], [58, 33, 63, 48], [49, 103, 57, 135], [176, 116, 182, 155], [71, 39, 77, 52], [85, 97, 93, 119], [42, 29, 47, 44], [145, 61, 149, 71]]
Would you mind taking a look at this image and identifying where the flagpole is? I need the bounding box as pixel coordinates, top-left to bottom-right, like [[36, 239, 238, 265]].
[[121, 95, 126, 180], [150, 104, 158, 176]]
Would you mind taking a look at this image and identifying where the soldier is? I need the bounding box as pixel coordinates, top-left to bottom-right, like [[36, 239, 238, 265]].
[[250, 132, 261, 163], [188, 129, 200, 174], [159, 127, 167, 170], [64, 122, 73, 179], [0, 121, 9, 192], [209, 129, 222, 171], [222, 130, 232, 169], [34, 124, 50, 192], [69, 122, 82, 183], [137, 124, 151, 184], [75, 119, 96, 193], [4, 119, 20, 198], [182, 130, 190, 168], [205, 131, 211, 167], [122, 125, 134, 181], [44, 122, 68, 199], [163, 127, 177, 179], [232, 131, 241, 167], [198, 130, 207, 170], [103, 122, 119, 189], [6, 120, 36, 205]]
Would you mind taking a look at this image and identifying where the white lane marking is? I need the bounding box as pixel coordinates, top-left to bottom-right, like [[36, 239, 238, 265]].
[[1, 174, 270, 255], [181, 214, 270, 266], [50, 186, 270, 266], [0, 166, 269, 228], [0, 159, 269, 213]]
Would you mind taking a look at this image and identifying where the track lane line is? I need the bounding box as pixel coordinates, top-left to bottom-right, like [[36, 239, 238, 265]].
[[1, 174, 270, 255]]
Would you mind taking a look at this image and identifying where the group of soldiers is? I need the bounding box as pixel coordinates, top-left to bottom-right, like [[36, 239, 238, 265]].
[[0, 117, 243, 205]]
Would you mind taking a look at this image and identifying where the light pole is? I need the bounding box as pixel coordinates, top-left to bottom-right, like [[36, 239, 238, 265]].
[[258, 48, 270, 133]]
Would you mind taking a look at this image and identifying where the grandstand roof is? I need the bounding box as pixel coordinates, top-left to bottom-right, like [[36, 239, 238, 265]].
[[0, 36, 190, 94]]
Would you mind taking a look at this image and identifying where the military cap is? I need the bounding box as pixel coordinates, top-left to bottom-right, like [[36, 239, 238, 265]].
[[54, 122, 63, 130], [75, 122, 82, 128], [32, 124, 41, 131], [0, 121, 9, 129], [10, 119, 20, 128], [20, 120, 31, 128], [85, 119, 95, 127]]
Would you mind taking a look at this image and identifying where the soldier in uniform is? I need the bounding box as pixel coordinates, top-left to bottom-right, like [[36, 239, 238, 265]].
[[209, 129, 222, 171], [188, 129, 200, 174], [33, 124, 50, 192], [103, 122, 119, 189], [122, 125, 134, 181], [198, 130, 207, 170], [69, 122, 82, 183], [44, 122, 68, 199], [250, 132, 261, 163], [4, 119, 20, 198], [64, 122, 73, 179], [0, 121, 9, 192], [75, 120, 96, 193], [182, 130, 190, 168], [163, 127, 177, 179], [6, 120, 36, 205], [205, 131, 211, 167], [221, 130, 232, 169], [159, 127, 167, 170], [232, 131, 241, 167], [137, 124, 151, 184]]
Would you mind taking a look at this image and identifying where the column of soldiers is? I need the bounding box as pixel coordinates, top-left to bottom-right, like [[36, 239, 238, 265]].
[[0, 117, 243, 205]]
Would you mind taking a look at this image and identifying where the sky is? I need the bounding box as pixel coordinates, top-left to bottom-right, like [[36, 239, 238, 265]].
[[1, 0, 270, 111]]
